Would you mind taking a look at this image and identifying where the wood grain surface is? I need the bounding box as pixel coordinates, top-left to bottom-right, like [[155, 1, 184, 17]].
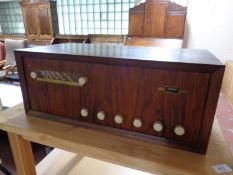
[[15, 43, 225, 153], [23, 58, 209, 145], [15, 43, 224, 67], [0, 104, 233, 175]]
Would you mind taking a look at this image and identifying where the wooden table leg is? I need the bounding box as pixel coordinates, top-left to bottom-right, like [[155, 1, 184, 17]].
[[8, 132, 36, 175]]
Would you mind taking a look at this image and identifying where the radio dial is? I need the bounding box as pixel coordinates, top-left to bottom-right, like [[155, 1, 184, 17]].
[[174, 125, 185, 136], [97, 111, 106, 120], [80, 108, 89, 117], [133, 118, 142, 128], [153, 121, 163, 132], [114, 114, 124, 124]]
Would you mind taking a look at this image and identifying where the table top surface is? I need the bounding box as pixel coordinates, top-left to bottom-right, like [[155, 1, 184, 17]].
[[15, 43, 224, 66], [0, 104, 233, 175]]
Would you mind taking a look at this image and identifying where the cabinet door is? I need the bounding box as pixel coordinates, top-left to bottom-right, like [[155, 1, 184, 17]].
[[21, 7, 38, 38], [166, 15, 186, 38], [143, 2, 168, 37], [36, 5, 53, 38], [129, 13, 144, 36]]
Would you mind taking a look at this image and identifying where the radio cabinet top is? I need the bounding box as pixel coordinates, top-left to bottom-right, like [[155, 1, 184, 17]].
[[15, 43, 223, 70]]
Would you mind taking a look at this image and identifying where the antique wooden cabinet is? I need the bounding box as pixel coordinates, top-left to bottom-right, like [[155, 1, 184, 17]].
[[15, 43, 224, 154], [20, 0, 58, 40], [129, 0, 187, 38]]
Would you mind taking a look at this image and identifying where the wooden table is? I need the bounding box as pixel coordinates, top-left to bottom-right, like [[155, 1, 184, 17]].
[[0, 104, 233, 175]]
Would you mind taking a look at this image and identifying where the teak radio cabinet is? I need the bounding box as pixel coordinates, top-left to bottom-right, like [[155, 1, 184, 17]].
[[15, 43, 224, 154]]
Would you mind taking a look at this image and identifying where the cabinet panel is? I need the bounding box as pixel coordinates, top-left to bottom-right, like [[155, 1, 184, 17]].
[[23, 57, 209, 145], [37, 5, 53, 37], [86, 65, 209, 144], [143, 3, 168, 37], [24, 58, 82, 118], [129, 13, 144, 36], [22, 7, 38, 37], [20, 1, 57, 40], [166, 15, 186, 38]]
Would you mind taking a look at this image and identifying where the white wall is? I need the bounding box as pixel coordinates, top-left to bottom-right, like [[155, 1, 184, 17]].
[[184, 0, 233, 63]]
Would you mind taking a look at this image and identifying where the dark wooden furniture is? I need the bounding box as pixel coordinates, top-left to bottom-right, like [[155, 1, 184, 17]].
[[20, 0, 58, 41], [52, 35, 89, 45], [53, 34, 125, 45], [129, 0, 187, 38], [12, 34, 125, 46], [125, 37, 183, 48], [87, 35, 125, 44], [15, 43, 224, 154]]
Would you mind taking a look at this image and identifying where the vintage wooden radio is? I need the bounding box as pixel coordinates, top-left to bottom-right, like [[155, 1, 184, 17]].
[[15, 43, 224, 154]]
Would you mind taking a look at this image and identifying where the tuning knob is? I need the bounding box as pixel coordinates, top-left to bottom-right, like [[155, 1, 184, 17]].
[[97, 111, 106, 121], [174, 125, 185, 136], [30, 72, 37, 79], [78, 77, 88, 86], [153, 121, 163, 132], [114, 114, 124, 124], [133, 118, 142, 128], [80, 108, 89, 117]]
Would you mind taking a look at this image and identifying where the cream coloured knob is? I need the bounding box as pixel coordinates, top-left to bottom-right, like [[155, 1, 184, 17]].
[[31, 72, 37, 79], [174, 125, 185, 136], [78, 77, 88, 86], [80, 108, 89, 117], [153, 121, 163, 132], [133, 118, 142, 128], [114, 114, 124, 124], [97, 111, 106, 121]]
